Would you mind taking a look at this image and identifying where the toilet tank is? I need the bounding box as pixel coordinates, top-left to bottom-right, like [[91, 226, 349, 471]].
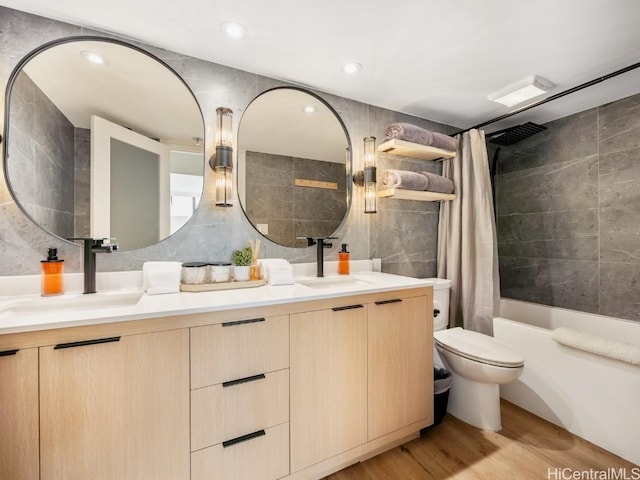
[[425, 278, 451, 331]]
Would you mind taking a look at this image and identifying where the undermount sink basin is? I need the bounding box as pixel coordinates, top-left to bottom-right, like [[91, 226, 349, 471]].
[[297, 276, 373, 289], [0, 291, 143, 319]]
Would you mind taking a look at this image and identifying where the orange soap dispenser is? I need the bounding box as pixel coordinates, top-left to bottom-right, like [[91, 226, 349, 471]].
[[338, 243, 350, 275], [41, 247, 64, 296]]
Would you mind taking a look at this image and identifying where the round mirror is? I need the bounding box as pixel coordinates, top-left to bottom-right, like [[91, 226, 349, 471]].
[[3, 36, 205, 251], [237, 87, 351, 248]]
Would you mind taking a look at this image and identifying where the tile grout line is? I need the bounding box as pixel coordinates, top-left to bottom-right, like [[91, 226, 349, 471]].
[[596, 104, 601, 316]]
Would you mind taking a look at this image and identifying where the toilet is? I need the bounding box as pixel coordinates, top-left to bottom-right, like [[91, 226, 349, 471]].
[[428, 278, 524, 432]]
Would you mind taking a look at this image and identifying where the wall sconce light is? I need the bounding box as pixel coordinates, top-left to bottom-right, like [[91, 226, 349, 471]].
[[352, 136, 377, 214], [209, 107, 234, 207]]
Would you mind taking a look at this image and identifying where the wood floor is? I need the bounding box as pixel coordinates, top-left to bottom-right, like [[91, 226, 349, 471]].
[[325, 400, 638, 480]]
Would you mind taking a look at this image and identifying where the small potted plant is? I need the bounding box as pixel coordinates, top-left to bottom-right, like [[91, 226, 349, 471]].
[[231, 246, 253, 281]]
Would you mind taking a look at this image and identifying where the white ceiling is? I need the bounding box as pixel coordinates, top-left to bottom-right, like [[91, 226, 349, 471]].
[[4, 0, 640, 133]]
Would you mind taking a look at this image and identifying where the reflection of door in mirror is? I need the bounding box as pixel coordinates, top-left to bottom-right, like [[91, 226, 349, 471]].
[[91, 115, 170, 250]]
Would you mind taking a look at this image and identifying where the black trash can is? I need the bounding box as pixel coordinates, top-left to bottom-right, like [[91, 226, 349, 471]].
[[421, 366, 452, 435], [433, 366, 452, 426]]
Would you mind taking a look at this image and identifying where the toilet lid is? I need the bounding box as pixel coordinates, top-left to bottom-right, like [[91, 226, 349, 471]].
[[434, 327, 524, 368]]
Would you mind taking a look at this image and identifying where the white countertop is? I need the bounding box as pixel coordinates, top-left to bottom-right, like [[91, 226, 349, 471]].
[[0, 262, 435, 335]]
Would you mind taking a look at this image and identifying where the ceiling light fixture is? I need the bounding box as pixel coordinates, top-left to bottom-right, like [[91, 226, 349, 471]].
[[81, 50, 108, 65], [220, 21, 248, 40], [342, 62, 362, 75], [488, 75, 554, 107]]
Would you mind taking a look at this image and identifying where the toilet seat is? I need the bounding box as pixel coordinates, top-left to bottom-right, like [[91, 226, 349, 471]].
[[434, 327, 524, 368]]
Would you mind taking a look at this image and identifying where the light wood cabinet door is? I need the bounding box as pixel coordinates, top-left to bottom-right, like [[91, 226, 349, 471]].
[[290, 304, 367, 473], [368, 295, 433, 440], [39, 329, 190, 480], [0, 348, 39, 480]]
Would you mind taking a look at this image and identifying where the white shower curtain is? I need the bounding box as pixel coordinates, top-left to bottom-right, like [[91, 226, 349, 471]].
[[437, 129, 500, 335]]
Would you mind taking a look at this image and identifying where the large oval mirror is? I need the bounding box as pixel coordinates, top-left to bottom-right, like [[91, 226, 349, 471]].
[[237, 87, 351, 248], [3, 37, 204, 251]]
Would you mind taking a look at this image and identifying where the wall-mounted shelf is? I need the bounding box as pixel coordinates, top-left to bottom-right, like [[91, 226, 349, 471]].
[[378, 188, 456, 202], [378, 139, 456, 161]]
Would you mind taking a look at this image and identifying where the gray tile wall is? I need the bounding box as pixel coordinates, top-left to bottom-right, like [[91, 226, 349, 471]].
[[496, 94, 640, 322], [7, 72, 75, 238], [0, 6, 455, 278], [245, 151, 347, 247]]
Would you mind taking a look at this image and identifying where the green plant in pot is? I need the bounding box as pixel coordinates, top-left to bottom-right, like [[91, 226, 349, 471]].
[[232, 247, 253, 281]]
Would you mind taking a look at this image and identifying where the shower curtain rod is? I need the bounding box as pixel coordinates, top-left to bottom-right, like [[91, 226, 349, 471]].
[[452, 60, 640, 136]]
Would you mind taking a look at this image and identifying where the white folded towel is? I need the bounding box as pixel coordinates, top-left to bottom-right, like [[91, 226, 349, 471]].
[[551, 327, 640, 367], [258, 258, 294, 285], [143, 261, 182, 295]]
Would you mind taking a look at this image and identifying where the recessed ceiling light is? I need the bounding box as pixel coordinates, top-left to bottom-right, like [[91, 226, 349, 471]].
[[488, 75, 554, 107], [220, 21, 249, 40], [303, 105, 317, 114], [342, 62, 362, 75], [81, 50, 108, 65]]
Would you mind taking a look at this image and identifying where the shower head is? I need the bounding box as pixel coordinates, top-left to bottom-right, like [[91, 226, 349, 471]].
[[486, 122, 547, 146]]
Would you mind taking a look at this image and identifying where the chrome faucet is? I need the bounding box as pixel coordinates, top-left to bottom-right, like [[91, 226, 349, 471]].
[[70, 238, 118, 293], [303, 237, 337, 277]]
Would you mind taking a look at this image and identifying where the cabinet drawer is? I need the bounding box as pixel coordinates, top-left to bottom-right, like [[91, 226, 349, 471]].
[[191, 422, 289, 480], [191, 369, 289, 451], [191, 315, 289, 389]]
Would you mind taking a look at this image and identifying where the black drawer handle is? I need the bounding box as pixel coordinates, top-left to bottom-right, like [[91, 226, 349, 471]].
[[222, 318, 265, 327], [0, 349, 19, 357], [331, 304, 364, 312], [223, 373, 266, 388], [374, 298, 403, 305], [54, 336, 121, 350], [434, 308, 441, 317], [222, 429, 266, 448]]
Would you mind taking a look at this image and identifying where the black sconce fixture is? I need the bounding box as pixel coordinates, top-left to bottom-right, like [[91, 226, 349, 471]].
[[209, 107, 234, 207], [352, 136, 377, 214]]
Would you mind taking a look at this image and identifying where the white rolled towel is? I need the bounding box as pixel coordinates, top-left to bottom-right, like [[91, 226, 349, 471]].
[[551, 327, 640, 367], [258, 259, 292, 281], [258, 258, 295, 285], [142, 261, 182, 295]]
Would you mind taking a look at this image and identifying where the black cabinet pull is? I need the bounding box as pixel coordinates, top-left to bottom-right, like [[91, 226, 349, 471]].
[[331, 304, 364, 312], [54, 336, 121, 350], [222, 429, 266, 448], [434, 308, 441, 317], [374, 298, 403, 306], [0, 349, 19, 357], [222, 318, 265, 327], [223, 373, 266, 388]]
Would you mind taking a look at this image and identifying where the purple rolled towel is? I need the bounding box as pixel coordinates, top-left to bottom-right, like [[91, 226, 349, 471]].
[[385, 123, 459, 152], [419, 171, 454, 194], [381, 169, 429, 191]]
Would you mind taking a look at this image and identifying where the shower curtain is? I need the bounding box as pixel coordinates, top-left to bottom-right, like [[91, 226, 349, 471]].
[[437, 129, 500, 335]]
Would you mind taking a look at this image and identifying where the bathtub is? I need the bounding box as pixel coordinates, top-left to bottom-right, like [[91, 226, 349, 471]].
[[494, 299, 640, 466]]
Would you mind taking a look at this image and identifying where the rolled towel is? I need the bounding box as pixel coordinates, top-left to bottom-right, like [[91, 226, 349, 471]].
[[551, 327, 640, 367], [258, 258, 296, 285], [258, 258, 291, 281], [385, 123, 459, 152], [381, 169, 430, 191], [419, 171, 455, 194], [142, 261, 181, 295]]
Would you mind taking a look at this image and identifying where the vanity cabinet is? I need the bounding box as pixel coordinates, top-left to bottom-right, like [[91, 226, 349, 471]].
[[0, 347, 39, 480], [39, 329, 190, 480], [290, 288, 433, 477], [290, 305, 368, 473], [368, 296, 433, 440], [0, 282, 432, 480], [190, 315, 290, 480]]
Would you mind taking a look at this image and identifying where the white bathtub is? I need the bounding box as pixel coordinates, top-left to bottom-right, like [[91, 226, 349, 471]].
[[494, 299, 640, 466]]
